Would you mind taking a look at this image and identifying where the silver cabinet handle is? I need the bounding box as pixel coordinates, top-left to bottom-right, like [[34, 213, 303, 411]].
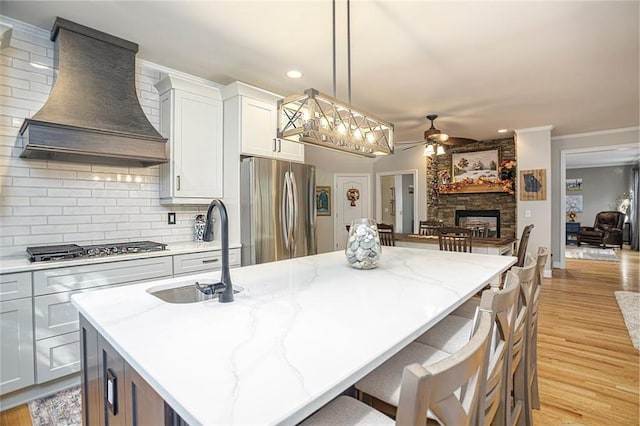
[[176, 175, 181, 191], [272, 138, 277, 152], [277, 139, 282, 152], [202, 259, 219, 264]]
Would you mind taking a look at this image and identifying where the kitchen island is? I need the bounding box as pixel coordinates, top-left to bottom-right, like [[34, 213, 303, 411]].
[[72, 247, 515, 425]]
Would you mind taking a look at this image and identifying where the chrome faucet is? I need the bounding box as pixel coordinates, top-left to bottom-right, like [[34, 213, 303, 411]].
[[196, 199, 234, 303]]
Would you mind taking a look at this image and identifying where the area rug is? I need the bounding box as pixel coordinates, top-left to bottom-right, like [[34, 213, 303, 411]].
[[615, 291, 640, 350], [565, 247, 620, 262], [28, 385, 81, 426]]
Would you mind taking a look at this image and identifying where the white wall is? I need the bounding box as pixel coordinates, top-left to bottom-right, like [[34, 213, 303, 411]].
[[515, 126, 553, 275], [0, 16, 223, 257], [304, 145, 374, 253]]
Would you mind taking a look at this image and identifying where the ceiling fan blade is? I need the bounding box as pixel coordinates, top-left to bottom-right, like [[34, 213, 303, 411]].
[[441, 137, 478, 146], [395, 139, 425, 145], [402, 143, 424, 152]]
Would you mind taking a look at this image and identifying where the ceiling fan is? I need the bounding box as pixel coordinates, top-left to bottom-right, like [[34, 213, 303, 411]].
[[399, 114, 478, 152]]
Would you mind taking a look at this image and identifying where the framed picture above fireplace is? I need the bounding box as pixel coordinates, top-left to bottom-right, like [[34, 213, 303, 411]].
[[452, 149, 499, 182]]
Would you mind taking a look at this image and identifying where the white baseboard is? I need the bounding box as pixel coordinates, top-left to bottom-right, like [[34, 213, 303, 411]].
[[0, 374, 79, 410]]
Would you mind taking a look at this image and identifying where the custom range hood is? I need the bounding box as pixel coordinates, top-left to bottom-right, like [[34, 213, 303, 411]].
[[19, 18, 167, 167]]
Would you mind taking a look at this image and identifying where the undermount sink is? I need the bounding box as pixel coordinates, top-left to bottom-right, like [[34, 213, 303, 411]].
[[148, 282, 243, 304]]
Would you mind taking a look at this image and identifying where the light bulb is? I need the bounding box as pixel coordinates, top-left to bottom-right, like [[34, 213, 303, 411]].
[[366, 133, 375, 143], [424, 144, 435, 156], [436, 145, 445, 155], [353, 129, 363, 140], [337, 123, 346, 134]]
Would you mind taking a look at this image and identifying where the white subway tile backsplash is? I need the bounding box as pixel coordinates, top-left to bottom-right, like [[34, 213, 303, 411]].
[[105, 206, 139, 214], [30, 197, 76, 206], [48, 215, 91, 225], [30, 168, 78, 179], [13, 177, 63, 188], [105, 230, 141, 240], [48, 188, 91, 197], [32, 224, 77, 234], [77, 198, 116, 206], [91, 214, 129, 224], [1, 215, 47, 226], [14, 206, 62, 216], [64, 232, 105, 242], [62, 206, 104, 215], [0, 20, 208, 256]]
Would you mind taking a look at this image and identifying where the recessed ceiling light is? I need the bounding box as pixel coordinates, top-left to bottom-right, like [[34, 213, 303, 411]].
[[286, 70, 303, 79], [498, 129, 509, 133]]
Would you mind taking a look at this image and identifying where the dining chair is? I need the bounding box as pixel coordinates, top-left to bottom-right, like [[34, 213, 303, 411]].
[[418, 220, 443, 236], [505, 255, 537, 426], [377, 223, 396, 246], [438, 226, 473, 252], [522, 246, 549, 425], [301, 311, 493, 426], [515, 224, 534, 267], [409, 271, 519, 425]]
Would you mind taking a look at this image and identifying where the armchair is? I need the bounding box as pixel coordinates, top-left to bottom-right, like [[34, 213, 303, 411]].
[[577, 211, 625, 249]]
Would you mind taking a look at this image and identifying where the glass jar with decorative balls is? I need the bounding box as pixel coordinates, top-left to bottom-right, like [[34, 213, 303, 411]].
[[345, 218, 381, 269]]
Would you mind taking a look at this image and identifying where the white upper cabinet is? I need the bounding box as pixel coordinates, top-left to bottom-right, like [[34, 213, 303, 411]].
[[155, 75, 224, 204], [222, 82, 304, 163]]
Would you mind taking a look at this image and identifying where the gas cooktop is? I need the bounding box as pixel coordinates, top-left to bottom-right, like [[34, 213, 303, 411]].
[[26, 241, 167, 262]]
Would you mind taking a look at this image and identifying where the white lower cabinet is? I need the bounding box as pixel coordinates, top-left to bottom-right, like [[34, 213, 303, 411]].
[[173, 248, 241, 276], [0, 298, 35, 394], [35, 332, 80, 384], [0, 248, 240, 398]]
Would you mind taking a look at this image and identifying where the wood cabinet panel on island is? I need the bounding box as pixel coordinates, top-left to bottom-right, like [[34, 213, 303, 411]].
[[156, 75, 224, 205]]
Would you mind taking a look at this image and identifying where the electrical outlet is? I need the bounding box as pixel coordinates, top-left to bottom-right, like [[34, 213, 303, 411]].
[[168, 212, 176, 224], [525, 210, 531, 218]]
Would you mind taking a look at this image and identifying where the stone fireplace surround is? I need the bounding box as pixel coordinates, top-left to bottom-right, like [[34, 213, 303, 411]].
[[427, 137, 516, 238]]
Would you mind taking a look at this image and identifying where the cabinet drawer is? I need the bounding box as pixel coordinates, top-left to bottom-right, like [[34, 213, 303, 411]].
[[0, 272, 32, 302], [34, 289, 86, 340], [172, 249, 240, 276], [36, 332, 80, 383], [0, 298, 35, 394], [34, 256, 173, 295]]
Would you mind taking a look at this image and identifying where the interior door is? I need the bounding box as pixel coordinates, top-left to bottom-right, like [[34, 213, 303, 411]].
[[334, 174, 371, 250]]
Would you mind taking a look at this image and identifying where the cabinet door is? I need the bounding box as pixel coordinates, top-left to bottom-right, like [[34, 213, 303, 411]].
[[240, 97, 279, 158], [0, 272, 32, 302], [98, 335, 127, 426], [0, 298, 35, 395], [175, 90, 223, 199], [124, 363, 166, 425], [277, 137, 305, 163], [35, 332, 81, 383]]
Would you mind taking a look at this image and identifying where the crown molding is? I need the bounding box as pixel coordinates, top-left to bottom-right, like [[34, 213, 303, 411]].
[[0, 15, 49, 39], [552, 126, 640, 141]]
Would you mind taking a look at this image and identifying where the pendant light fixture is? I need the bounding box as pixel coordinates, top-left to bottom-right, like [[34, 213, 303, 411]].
[[423, 142, 445, 157], [277, 0, 394, 158]]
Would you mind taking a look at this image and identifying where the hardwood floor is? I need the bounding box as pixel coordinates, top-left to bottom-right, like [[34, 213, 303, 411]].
[[1, 248, 638, 425], [532, 247, 639, 425]]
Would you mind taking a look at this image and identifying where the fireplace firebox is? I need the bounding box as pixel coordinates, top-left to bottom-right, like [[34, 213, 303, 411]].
[[455, 210, 501, 238]]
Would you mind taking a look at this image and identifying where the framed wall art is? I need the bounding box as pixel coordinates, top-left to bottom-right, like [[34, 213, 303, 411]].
[[452, 149, 500, 182], [566, 178, 583, 191], [566, 194, 583, 212], [520, 169, 547, 201], [316, 186, 331, 216]]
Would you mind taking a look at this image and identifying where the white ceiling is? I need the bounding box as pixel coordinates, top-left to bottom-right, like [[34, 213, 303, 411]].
[[2, 1, 639, 144]]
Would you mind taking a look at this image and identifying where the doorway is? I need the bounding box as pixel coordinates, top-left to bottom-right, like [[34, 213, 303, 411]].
[[558, 143, 639, 268], [375, 170, 418, 234], [334, 173, 371, 250]]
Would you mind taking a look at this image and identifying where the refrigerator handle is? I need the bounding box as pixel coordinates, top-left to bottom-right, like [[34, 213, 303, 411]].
[[289, 170, 299, 250], [286, 170, 295, 249], [281, 171, 290, 250]]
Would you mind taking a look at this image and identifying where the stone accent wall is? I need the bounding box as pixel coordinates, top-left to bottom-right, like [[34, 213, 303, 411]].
[[426, 137, 517, 238]]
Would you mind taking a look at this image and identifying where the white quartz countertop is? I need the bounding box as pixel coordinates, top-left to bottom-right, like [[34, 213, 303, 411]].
[[72, 247, 515, 426], [0, 241, 241, 274]]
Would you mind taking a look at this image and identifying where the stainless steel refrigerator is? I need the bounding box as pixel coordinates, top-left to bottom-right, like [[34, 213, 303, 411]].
[[240, 157, 317, 265]]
